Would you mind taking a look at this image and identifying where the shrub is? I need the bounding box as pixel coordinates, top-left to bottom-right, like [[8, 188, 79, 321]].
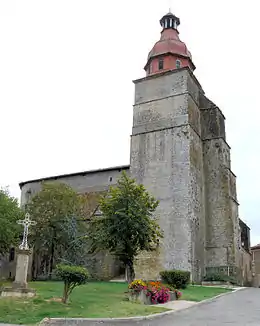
[[203, 273, 223, 282], [160, 270, 190, 289], [55, 264, 89, 303], [203, 273, 237, 284]]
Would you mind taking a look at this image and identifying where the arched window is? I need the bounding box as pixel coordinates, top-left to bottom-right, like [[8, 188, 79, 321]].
[[176, 59, 181, 69]]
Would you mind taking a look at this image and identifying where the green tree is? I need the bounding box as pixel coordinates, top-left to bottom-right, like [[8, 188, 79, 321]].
[[89, 172, 162, 283], [0, 188, 23, 255], [55, 264, 89, 303], [27, 182, 88, 279]]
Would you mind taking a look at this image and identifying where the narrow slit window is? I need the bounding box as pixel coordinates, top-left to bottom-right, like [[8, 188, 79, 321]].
[[158, 58, 164, 70], [148, 63, 152, 74], [9, 248, 15, 262]]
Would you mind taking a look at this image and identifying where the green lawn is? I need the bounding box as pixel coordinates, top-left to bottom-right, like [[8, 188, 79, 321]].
[[0, 282, 232, 325], [181, 285, 232, 302]]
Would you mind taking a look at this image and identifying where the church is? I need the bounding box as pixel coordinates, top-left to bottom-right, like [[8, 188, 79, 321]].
[[15, 11, 251, 284]]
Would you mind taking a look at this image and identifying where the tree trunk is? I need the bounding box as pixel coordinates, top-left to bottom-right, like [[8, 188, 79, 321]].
[[125, 260, 135, 283], [49, 237, 55, 280], [62, 282, 69, 303]]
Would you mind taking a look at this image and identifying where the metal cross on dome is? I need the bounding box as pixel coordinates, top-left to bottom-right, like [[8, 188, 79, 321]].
[[168, 0, 172, 12], [17, 212, 36, 250]]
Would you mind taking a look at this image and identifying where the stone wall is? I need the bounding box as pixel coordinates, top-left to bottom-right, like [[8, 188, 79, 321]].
[[239, 248, 252, 286], [131, 68, 205, 281], [200, 96, 240, 269], [20, 166, 129, 206], [18, 166, 130, 281], [189, 127, 205, 281], [252, 249, 260, 275]]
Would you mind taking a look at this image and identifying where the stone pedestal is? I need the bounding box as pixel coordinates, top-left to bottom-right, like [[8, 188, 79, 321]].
[[129, 290, 151, 305], [1, 249, 36, 298], [13, 249, 30, 288], [129, 290, 177, 305]]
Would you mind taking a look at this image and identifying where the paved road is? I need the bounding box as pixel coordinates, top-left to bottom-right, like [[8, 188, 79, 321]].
[[1, 288, 260, 326], [138, 288, 260, 326], [91, 288, 260, 326]]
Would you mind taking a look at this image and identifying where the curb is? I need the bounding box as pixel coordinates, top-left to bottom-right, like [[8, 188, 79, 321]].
[[192, 286, 246, 307], [39, 287, 247, 325]]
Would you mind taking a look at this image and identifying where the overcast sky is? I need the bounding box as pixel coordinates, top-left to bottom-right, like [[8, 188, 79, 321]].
[[0, 0, 259, 245]]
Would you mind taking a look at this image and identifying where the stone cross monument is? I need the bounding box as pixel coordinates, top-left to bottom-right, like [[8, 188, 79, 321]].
[[1, 213, 36, 298], [17, 212, 36, 250]]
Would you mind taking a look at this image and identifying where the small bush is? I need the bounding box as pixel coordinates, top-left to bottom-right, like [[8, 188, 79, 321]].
[[203, 273, 237, 284], [203, 273, 223, 282], [160, 270, 190, 289], [55, 264, 89, 303]]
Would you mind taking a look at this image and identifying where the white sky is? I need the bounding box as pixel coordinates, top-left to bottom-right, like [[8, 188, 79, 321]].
[[0, 0, 259, 245]]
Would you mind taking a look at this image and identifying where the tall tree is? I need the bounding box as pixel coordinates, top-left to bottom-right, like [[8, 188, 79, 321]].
[[0, 188, 23, 255], [27, 182, 88, 278], [89, 172, 163, 282]]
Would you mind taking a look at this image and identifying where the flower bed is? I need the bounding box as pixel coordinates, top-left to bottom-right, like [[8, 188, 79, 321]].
[[128, 279, 182, 305]]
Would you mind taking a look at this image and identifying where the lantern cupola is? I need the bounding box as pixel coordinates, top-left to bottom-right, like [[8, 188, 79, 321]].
[[145, 11, 195, 76]]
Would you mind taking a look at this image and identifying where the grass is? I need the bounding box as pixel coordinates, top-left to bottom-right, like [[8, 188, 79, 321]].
[[0, 282, 168, 324], [0, 282, 232, 325], [181, 285, 232, 302]]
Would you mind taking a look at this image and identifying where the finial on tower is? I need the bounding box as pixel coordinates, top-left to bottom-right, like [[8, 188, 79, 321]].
[[168, 0, 172, 13]]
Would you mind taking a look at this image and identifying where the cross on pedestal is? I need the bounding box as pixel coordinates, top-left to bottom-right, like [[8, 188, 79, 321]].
[[0, 212, 38, 296], [17, 212, 36, 251]]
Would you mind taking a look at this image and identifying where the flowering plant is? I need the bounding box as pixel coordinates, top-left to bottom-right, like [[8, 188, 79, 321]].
[[128, 279, 147, 289], [175, 290, 182, 299], [146, 282, 170, 304], [161, 283, 182, 300], [128, 279, 147, 294], [128, 280, 172, 304]]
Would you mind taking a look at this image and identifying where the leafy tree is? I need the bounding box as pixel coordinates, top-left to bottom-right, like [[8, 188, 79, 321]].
[[27, 182, 88, 278], [89, 172, 162, 283], [55, 264, 89, 303], [58, 215, 86, 266], [0, 188, 23, 255]]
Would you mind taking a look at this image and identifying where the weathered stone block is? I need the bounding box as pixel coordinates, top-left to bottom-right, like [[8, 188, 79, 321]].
[[1, 286, 36, 298], [129, 290, 151, 305]]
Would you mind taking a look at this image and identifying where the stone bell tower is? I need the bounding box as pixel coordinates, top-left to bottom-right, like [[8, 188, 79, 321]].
[[130, 11, 240, 282]]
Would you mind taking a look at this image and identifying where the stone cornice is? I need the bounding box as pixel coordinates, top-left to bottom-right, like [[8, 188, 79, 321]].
[[133, 67, 204, 94], [202, 136, 231, 150]]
